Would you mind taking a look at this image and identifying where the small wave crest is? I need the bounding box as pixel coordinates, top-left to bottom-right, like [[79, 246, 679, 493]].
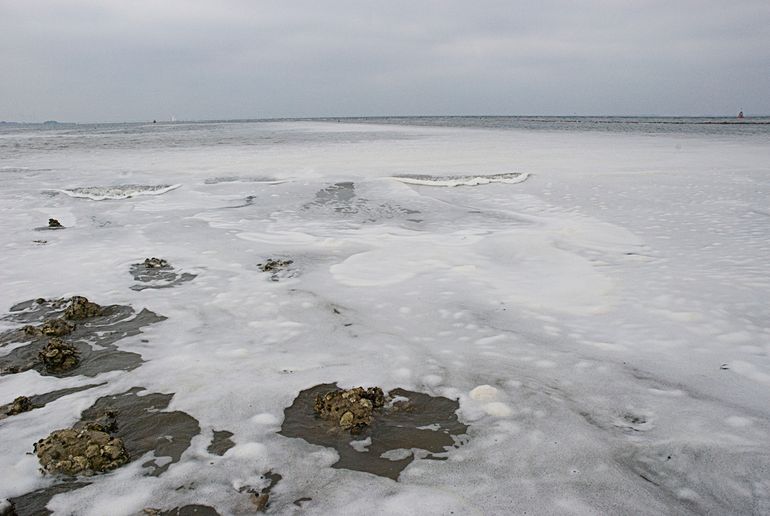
[[58, 184, 181, 200], [390, 172, 529, 187], [204, 176, 286, 185]]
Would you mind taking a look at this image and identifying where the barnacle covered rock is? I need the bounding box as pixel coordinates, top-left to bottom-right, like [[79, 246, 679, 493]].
[[257, 258, 293, 273], [7, 396, 35, 415], [63, 296, 102, 320], [38, 338, 80, 373], [24, 319, 75, 338], [144, 257, 169, 269], [314, 387, 385, 433], [34, 428, 129, 476]]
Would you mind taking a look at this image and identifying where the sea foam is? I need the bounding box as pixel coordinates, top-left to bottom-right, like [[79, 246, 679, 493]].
[[58, 184, 181, 200], [1, 119, 769, 515], [389, 172, 529, 186]]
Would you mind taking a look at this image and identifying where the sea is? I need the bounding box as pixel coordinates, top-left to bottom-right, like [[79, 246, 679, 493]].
[[0, 117, 769, 515]]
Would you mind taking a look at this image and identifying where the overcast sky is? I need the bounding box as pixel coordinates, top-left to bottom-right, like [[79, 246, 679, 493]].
[[1, 0, 769, 122]]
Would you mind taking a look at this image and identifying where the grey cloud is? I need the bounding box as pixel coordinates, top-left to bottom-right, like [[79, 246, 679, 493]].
[[1, 0, 768, 121]]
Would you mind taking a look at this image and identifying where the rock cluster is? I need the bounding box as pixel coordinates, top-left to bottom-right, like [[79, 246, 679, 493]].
[[282, 383, 469, 480], [64, 296, 102, 320], [314, 386, 385, 433], [20, 296, 103, 338], [144, 257, 169, 269], [24, 319, 75, 337], [34, 427, 129, 476], [39, 338, 80, 373], [257, 258, 293, 273]]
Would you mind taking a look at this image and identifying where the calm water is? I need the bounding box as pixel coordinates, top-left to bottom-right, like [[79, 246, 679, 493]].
[[344, 115, 770, 136], [1, 116, 769, 156]]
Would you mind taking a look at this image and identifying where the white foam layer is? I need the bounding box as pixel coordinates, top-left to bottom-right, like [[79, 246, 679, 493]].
[[328, 229, 616, 315], [390, 172, 529, 186], [58, 184, 181, 200], [0, 120, 769, 515]]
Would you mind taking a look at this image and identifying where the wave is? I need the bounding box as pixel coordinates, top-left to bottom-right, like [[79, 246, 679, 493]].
[[204, 176, 287, 185], [389, 172, 530, 187], [58, 184, 181, 200]]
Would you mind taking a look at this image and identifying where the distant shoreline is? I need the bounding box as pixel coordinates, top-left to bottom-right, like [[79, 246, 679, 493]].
[[3, 115, 770, 126]]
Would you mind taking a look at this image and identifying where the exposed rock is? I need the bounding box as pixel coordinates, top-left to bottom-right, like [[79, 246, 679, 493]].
[[80, 388, 200, 476], [24, 319, 75, 338], [0, 365, 23, 375], [2, 300, 163, 378], [0, 385, 104, 420], [256, 258, 295, 282], [34, 428, 130, 476], [257, 258, 293, 273], [42, 319, 75, 336], [314, 386, 385, 434], [63, 296, 102, 320], [7, 396, 35, 416], [144, 257, 169, 269], [48, 219, 63, 228], [38, 338, 80, 373], [281, 383, 468, 480]]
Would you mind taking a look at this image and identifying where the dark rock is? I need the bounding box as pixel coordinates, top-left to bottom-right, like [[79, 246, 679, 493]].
[[0, 384, 105, 420], [314, 386, 385, 433], [34, 428, 130, 476], [281, 383, 468, 480], [48, 219, 63, 228], [80, 388, 201, 476], [42, 319, 75, 336], [2, 299, 165, 377], [38, 338, 80, 373], [24, 319, 75, 338], [15, 387, 199, 509], [257, 258, 293, 273], [144, 257, 169, 269], [7, 396, 35, 415], [63, 296, 102, 320]]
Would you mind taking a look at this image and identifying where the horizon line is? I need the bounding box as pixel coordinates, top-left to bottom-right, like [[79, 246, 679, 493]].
[[2, 113, 770, 125]]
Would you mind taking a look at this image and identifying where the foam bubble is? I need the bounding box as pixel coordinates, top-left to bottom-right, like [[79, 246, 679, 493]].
[[483, 402, 514, 417], [469, 385, 499, 401]]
